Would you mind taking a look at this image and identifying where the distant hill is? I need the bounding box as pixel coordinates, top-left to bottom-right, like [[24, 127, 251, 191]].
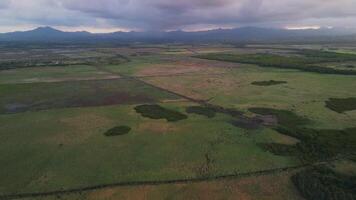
[[0, 27, 92, 41], [0, 26, 356, 43]]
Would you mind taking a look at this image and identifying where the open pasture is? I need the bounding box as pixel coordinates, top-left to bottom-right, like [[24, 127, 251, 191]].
[[0, 44, 355, 200]]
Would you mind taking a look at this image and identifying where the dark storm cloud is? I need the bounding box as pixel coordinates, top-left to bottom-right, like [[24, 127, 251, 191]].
[[58, 0, 356, 30], [59, 0, 261, 29], [1, 0, 356, 32]]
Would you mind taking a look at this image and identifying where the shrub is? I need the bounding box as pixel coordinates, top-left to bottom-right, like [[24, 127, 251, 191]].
[[104, 126, 131, 136], [325, 97, 356, 113], [135, 104, 187, 122], [251, 80, 287, 86], [186, 106, 216, 118]]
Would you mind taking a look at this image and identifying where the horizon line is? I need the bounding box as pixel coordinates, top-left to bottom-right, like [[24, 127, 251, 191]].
[[0, 26, 333, 34]]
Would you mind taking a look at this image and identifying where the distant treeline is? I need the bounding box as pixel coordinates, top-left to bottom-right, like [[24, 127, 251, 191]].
[[196, 50, 356, 75], [0, 54, 130, 70]]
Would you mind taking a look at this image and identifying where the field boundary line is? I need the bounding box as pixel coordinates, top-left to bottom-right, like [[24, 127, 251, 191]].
[[0, 164, 310, 200], [2, 156, 344, 200]]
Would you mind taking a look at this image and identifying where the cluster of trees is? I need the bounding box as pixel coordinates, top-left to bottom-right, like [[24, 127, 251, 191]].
[[250, 107, 356, 162], [326, 97, 356, 113], [292, 166, 356, 200], [134, 104, 188, 122]]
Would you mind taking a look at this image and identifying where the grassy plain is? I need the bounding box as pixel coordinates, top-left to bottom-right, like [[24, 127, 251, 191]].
[[0, 103, 297, 195], [0, 44, 355, 199]]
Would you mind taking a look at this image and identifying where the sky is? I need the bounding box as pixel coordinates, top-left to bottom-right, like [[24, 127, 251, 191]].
[[0, 0, 356, 33]]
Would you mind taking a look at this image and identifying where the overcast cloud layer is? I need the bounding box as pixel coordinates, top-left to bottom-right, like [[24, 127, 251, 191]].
[[0, 0, 356, 32]]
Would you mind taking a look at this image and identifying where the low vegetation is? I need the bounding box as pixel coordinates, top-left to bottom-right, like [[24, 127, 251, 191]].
[[251, 80, 287, 86], [292, 166, 356, 200], [1, 44, 356, 199], [186, 106, 216, 118], [325, 97, 356, 113], [135, 104, 188, 122], [104, 126, 131, 136]]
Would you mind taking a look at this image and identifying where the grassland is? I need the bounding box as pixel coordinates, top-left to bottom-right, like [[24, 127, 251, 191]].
[[0, 103, 297, 196], [0, 44, 355, 200], [22, 170, 304, 200]]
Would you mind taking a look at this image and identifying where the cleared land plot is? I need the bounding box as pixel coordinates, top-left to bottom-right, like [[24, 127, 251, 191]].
[[0, 65, 119, 84], [103, 55, 238, 78], [0, 79, 179, 114], [143, 63, 356, 129]]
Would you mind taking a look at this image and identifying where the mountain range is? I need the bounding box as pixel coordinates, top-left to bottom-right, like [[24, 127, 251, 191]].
[[1, 26, 356, 43]]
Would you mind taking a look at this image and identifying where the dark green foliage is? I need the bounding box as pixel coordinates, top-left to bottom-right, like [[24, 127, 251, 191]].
[[104, 126, 131, 136], [272, 127, 356, 162], [250, 107, 356, 162], [251, 80, 287, 86], [326, 97, 356, 113], [186, 106, 216, 118], [292, 166, 356, 200], [187, 104, 261, 128], [258, 143, 298, 156], [298, 49, 356, 61], [248, 107, 310, 128], [135, 104, 188, 122], [196, 52, 356, 75], [309, 128, 356, 155]]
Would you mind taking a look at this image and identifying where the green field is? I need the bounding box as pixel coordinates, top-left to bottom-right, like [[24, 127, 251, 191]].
[[0, 44, 355, 200]]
